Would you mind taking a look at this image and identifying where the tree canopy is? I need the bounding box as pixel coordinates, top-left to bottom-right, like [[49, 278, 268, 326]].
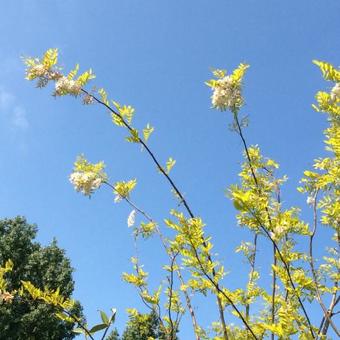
[[107, 310, 174, 340], [15, 48, 340, 339], [0, 216, 82, 339]]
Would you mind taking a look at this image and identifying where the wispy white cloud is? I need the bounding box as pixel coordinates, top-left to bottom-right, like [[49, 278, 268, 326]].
[[0, 89, 15, 109], [12, 106, 29, 130], [0, 87, 29, 131]]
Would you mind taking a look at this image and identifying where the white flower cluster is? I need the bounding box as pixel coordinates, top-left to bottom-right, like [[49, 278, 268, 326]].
[[211, 76, 243, 111], [331, 83, 340, 102], [114, 194, 122, 203], [55, 76, 81, 96], [306, 196, 315, 206], [69, 171, 103, 196], [270, 225, 287, 240], [26, 63, 59, 81], [127, 210, 136, 227], [30, 64, 48, 78], [82, 94, 94, 105]]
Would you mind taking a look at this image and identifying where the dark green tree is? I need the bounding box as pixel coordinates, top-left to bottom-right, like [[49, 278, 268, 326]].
[[106, 311, 171, 340], [0, 216, 82, 340], [106, 328, 120, 340]]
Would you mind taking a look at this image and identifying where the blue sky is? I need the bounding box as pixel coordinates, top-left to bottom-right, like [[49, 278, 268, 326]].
[[0, 0, 339, 338]]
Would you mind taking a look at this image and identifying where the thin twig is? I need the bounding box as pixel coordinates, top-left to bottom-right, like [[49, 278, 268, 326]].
[[82, 89, 255, 339], [131, 231, 166, 331], [104, 181, 201, 339], [245, 233, 258, 340], [62, 308, 95, 340], [233, 111, 315, 339], [271, 182, 281, 340], [186, 235, 258, 339], [320, 229, 340, 335], [167, 252, 179, 339], [271, 245, 277, 340], [100, 323, 112, 340], [246, 234, 258, 320], [309, 191, 340, 337]]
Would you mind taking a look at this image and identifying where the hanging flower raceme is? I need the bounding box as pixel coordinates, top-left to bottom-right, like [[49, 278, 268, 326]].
[[206, 63, 249, 112], [55, 76, 81, 96], [331, 83, 340, 102], [24, 48, 95, 98], [211, 75, 242, 110], [29, 64, 48, 78], [69, 155, 107, 196]]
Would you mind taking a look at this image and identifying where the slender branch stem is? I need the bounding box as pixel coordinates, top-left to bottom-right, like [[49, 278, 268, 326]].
[[233, 111, 315, 339], [321, 292, 339, 336], [271, 182, 281, 340], [246, 233, 258, 322], [308, 191, 340, 338], [284, 233, 290, 303], [100, 323, 111, 340], [82, 89, 255, 338], [186, 236, 257, 339], [82, 89, 194, 218], [271, 245, 277, 340], [176, 268, 201, 340], [62, 308, 95, 340], [321, 228, 340, 335], [245, 233, 258, 340], [131, 230, 166, 331], [167, 252, 178, 340], [250, 207, 316, 338], [318, 316, 325, 337], [331, 309, 340, 316], [134, 253, 166, 330], [107, 189, 250, 338], [104, 181, 201, 339]]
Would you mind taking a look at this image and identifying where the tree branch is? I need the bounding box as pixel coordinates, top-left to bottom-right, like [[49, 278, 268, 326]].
[[233, 111, 315, 339], [103, 181, 201, 339], [82, 89, 253, 339]]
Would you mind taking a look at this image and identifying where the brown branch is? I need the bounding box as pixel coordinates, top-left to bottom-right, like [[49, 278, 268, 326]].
[[82, 89, 256, 339], [320, 292, 339, 336], [103, 181, 201, 339], [167, 252, 178, 340], [245, 233, 258, 321], [321, 227, 340, 336], [61, 308, 95, 340], [186, 235, 257, 339], [233, 111, 315, 339], [271, 181, 281, 340], [133, 250, 166, 331], [81, 89, 194, 218], [271, 245, 277, 340], [308, 191, 340, 338], [249, 208, 316, 338]]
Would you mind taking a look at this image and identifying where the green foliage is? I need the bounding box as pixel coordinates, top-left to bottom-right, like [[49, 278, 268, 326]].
[[114, 179, 137, 201], [72, 308, 117, 338], [70, 155, 107, 196], [313, 60, 340, 82], [0, 259, 14, 292], [135, 221, 157, 238], [126, 128, 140, 143], [77, 69, 95, 87], [0, 217, 82, 340], [122, 310, 169, 340], [106, 328, 120, 340], [143, 124, 154, 142], [41, 48, 58, 70], [24, 49, 340, 340], [165, 158, 176, 174]]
